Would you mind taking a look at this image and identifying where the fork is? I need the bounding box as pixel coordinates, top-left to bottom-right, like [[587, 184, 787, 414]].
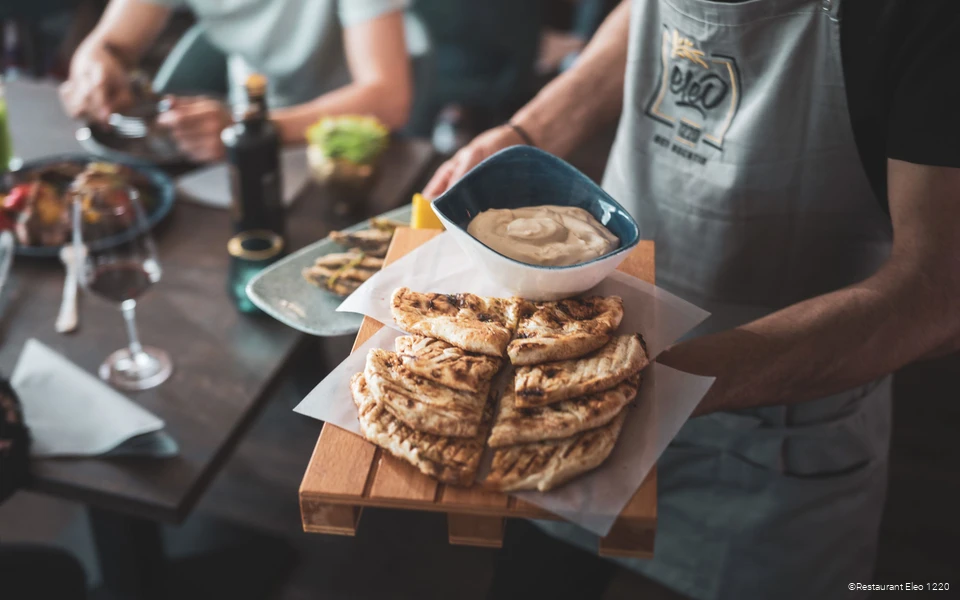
[[108, 97, 172, 139], [55, 243, 86, 333]]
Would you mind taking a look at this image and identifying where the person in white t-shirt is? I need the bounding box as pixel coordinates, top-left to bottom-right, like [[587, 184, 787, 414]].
[[60, 0, 411, 162]]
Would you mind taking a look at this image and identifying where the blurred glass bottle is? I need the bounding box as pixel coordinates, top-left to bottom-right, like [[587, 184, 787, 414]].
[[221, 73, 285, 237], [0, 76, 13, 171], [227, 230, 284, 313]]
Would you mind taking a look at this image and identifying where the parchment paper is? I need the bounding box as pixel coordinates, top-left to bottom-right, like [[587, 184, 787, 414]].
[[295, 233, 715, 537]]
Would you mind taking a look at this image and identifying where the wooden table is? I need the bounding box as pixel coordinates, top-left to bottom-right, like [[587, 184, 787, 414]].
[[299, 228, 657, 558], [1, 79, 436, 598]]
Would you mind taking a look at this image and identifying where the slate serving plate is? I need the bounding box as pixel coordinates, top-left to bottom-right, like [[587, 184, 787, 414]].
[[246, 204, 412, 337]]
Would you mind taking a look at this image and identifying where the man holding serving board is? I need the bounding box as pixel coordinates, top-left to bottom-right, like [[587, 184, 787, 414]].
[[425, 0, 960, 598]]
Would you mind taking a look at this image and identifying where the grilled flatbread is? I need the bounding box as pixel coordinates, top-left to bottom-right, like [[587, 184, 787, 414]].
[[313, 251, 384, 271], [303, 251, 384, 295], [364, 348, 487, 437], [483, 409, 627, 492], [515, 334, 648, 407], [330, 228, 393, 257], [391, 287, 521, 357], [394, 335, 501, 393], [488, 373, 639, 447], [351, 373, 487, 486], [508, 296, 624, 365]]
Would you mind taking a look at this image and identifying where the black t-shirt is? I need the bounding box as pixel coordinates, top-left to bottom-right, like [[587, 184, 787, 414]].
[[718, 0, 960, 210]]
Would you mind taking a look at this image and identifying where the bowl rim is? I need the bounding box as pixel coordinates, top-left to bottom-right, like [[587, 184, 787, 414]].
[[431, 146, 640, 271]]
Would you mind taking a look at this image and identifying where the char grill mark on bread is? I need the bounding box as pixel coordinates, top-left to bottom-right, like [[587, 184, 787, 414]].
[[364, 348, 488, 437], [394, 335, 502, 393], [507, 296, 624, 365], [514, 334, 648, 406], [390, 287, 521, 357], [488, 372, 639, 447], [351, 373, 488, 486], [483, 409, 627, 492]]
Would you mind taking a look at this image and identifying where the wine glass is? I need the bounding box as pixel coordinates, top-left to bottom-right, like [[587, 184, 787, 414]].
[[72, 185, 172, 390]]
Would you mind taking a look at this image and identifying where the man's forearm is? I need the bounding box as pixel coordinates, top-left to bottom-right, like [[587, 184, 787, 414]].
[[79, 0, 170, 66], [272, 81, 411, 144], [512, 0, 630, 157], [661, 261, 960, 416]]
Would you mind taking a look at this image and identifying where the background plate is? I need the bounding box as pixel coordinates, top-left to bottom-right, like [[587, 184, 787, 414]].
[[9, 154, 177, 258], [246, 204, 413, 337], [76, 125, 194, 168]]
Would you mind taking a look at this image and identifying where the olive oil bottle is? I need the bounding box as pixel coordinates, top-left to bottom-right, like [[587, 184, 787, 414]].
[[221, 74, 285, 237]]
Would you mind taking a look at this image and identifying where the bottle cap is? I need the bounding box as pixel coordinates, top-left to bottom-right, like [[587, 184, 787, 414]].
[[245, 73, 268, 97], [228, 230, 284, 261]]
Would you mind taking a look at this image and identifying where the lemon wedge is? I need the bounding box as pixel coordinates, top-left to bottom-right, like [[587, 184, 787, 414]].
[[411, 193, 444, 230]]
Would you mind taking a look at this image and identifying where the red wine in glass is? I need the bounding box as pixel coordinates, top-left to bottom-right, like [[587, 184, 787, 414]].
[[72, 185, 172, 390], [87, 262, 155, 304]]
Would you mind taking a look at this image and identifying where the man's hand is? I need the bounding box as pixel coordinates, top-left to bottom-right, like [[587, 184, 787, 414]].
[[59, 44, 132, 123], [423, 126, 526, 197], [58, 0, 173, 123], [157, 97, 233, 163]]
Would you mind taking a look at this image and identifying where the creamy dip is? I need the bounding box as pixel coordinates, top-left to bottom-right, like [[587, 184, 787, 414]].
[[466, 205, 619, 267]]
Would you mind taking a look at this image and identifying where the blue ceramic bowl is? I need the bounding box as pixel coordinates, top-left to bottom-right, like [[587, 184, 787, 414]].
[[432, 146, 639, 300]]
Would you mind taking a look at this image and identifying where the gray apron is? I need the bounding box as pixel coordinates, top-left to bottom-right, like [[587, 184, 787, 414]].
[[540, 1, 894, 598]]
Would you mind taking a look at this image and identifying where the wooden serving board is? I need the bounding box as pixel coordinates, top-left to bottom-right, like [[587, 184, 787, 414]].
[[299, 228, 657, 558]]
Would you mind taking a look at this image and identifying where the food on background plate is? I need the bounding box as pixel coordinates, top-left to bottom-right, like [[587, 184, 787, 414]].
[[391, 287, 521, 357], [10, 181, 69, 246], [0, 161, 146, 248], [364, 348, 489, 438], [466, 205, 619, 267], [302, 217, 402, 296], [394, 335, 502, 394], [508, 296, 625, 365], [303, 251, 384, 296], [329, 226, 394, 258], [487, 373, 640, 447], [483, 409, 628, 492], [514, 334, 649, 407], [351, 373, 489, 486]]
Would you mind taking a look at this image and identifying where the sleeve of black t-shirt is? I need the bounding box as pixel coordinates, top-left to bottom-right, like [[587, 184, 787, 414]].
[[884, 2, 960, 169]]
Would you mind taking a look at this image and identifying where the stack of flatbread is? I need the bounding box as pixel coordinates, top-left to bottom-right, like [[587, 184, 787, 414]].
[[349, 287, 649, 492]]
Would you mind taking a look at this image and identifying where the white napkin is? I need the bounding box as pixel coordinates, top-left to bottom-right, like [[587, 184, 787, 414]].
[[176, 146, 311, 209], [11, 339, 174, 457]]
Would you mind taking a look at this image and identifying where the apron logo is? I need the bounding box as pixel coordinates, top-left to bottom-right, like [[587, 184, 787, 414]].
[[646, 28, 741, 155]]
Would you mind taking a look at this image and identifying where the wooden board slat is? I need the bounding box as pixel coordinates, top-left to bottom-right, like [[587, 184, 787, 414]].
[[448, 514, 505, 548], [300, 503, 363, 536], [356, 229, 446, 505], [301, 228, 658, 555], [598, 517, 656, 559], [616, 240, 654, 282], [617, 468, 658, 522], [440, 484, 510, 511], [508, 498, 550, 517], [300, 425, 377, 502], [368, 454, 439, 502]]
